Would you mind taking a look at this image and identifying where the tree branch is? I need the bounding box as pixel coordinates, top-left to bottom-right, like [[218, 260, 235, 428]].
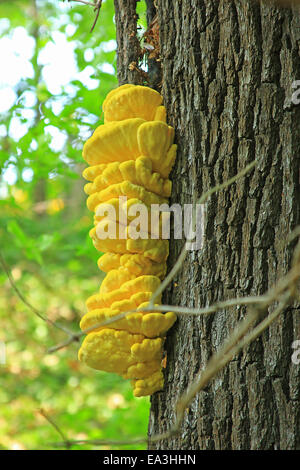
[[0, 251, 74, 338], [38, 408, 72, 449], [51, 436, 147, 448], [45, 231, 300, 447], [65, 0, 102, 33]]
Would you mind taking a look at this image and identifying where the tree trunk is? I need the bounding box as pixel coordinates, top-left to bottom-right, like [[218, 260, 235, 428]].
[[148, 0, 300, 450], [114, 0, 300, 450], [114, 0, 144, 85]]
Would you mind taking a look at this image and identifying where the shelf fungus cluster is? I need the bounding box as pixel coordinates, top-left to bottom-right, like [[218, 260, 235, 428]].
[[78, 84, 177, 397]]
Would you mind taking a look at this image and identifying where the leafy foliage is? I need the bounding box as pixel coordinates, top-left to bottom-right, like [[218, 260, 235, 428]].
[[0, 0, 148, 450]]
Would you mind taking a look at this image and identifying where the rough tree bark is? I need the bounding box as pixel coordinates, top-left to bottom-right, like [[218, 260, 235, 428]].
[[114, 0, 300, 450], [113, 0, 144, 85]]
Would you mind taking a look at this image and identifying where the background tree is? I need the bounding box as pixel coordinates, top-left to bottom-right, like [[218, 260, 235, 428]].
[[114, 0, 300, 449]]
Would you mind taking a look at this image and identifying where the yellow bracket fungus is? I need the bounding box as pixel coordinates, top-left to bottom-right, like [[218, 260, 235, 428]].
[[83, 157, 172, 198], [78, 84, 177, 397]]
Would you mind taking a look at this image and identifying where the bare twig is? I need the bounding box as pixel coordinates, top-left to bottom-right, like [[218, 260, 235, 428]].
[[38, 408, 71, 449], [65, 0, 102, 33], [90, 0, 102, 33], [47, 160, 257, 352], [51, 436, 147, 448], [172, 294, 292, 436], [198, 160, 257, 205], [0, 251, 74, 337], [67, 0, 96, 6], [148, 160, 257, 306], [47, 334, 81, 354], [6, 156, 297, 449], [44, 241, 300, 448], [47, 294, 269, 353], [44, 230, 299, 447], [148, 295, 269, 315], [151, 237, 300, 442]]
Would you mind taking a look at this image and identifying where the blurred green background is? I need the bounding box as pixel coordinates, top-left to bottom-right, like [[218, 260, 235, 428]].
[[0, 0, 149, 450]]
